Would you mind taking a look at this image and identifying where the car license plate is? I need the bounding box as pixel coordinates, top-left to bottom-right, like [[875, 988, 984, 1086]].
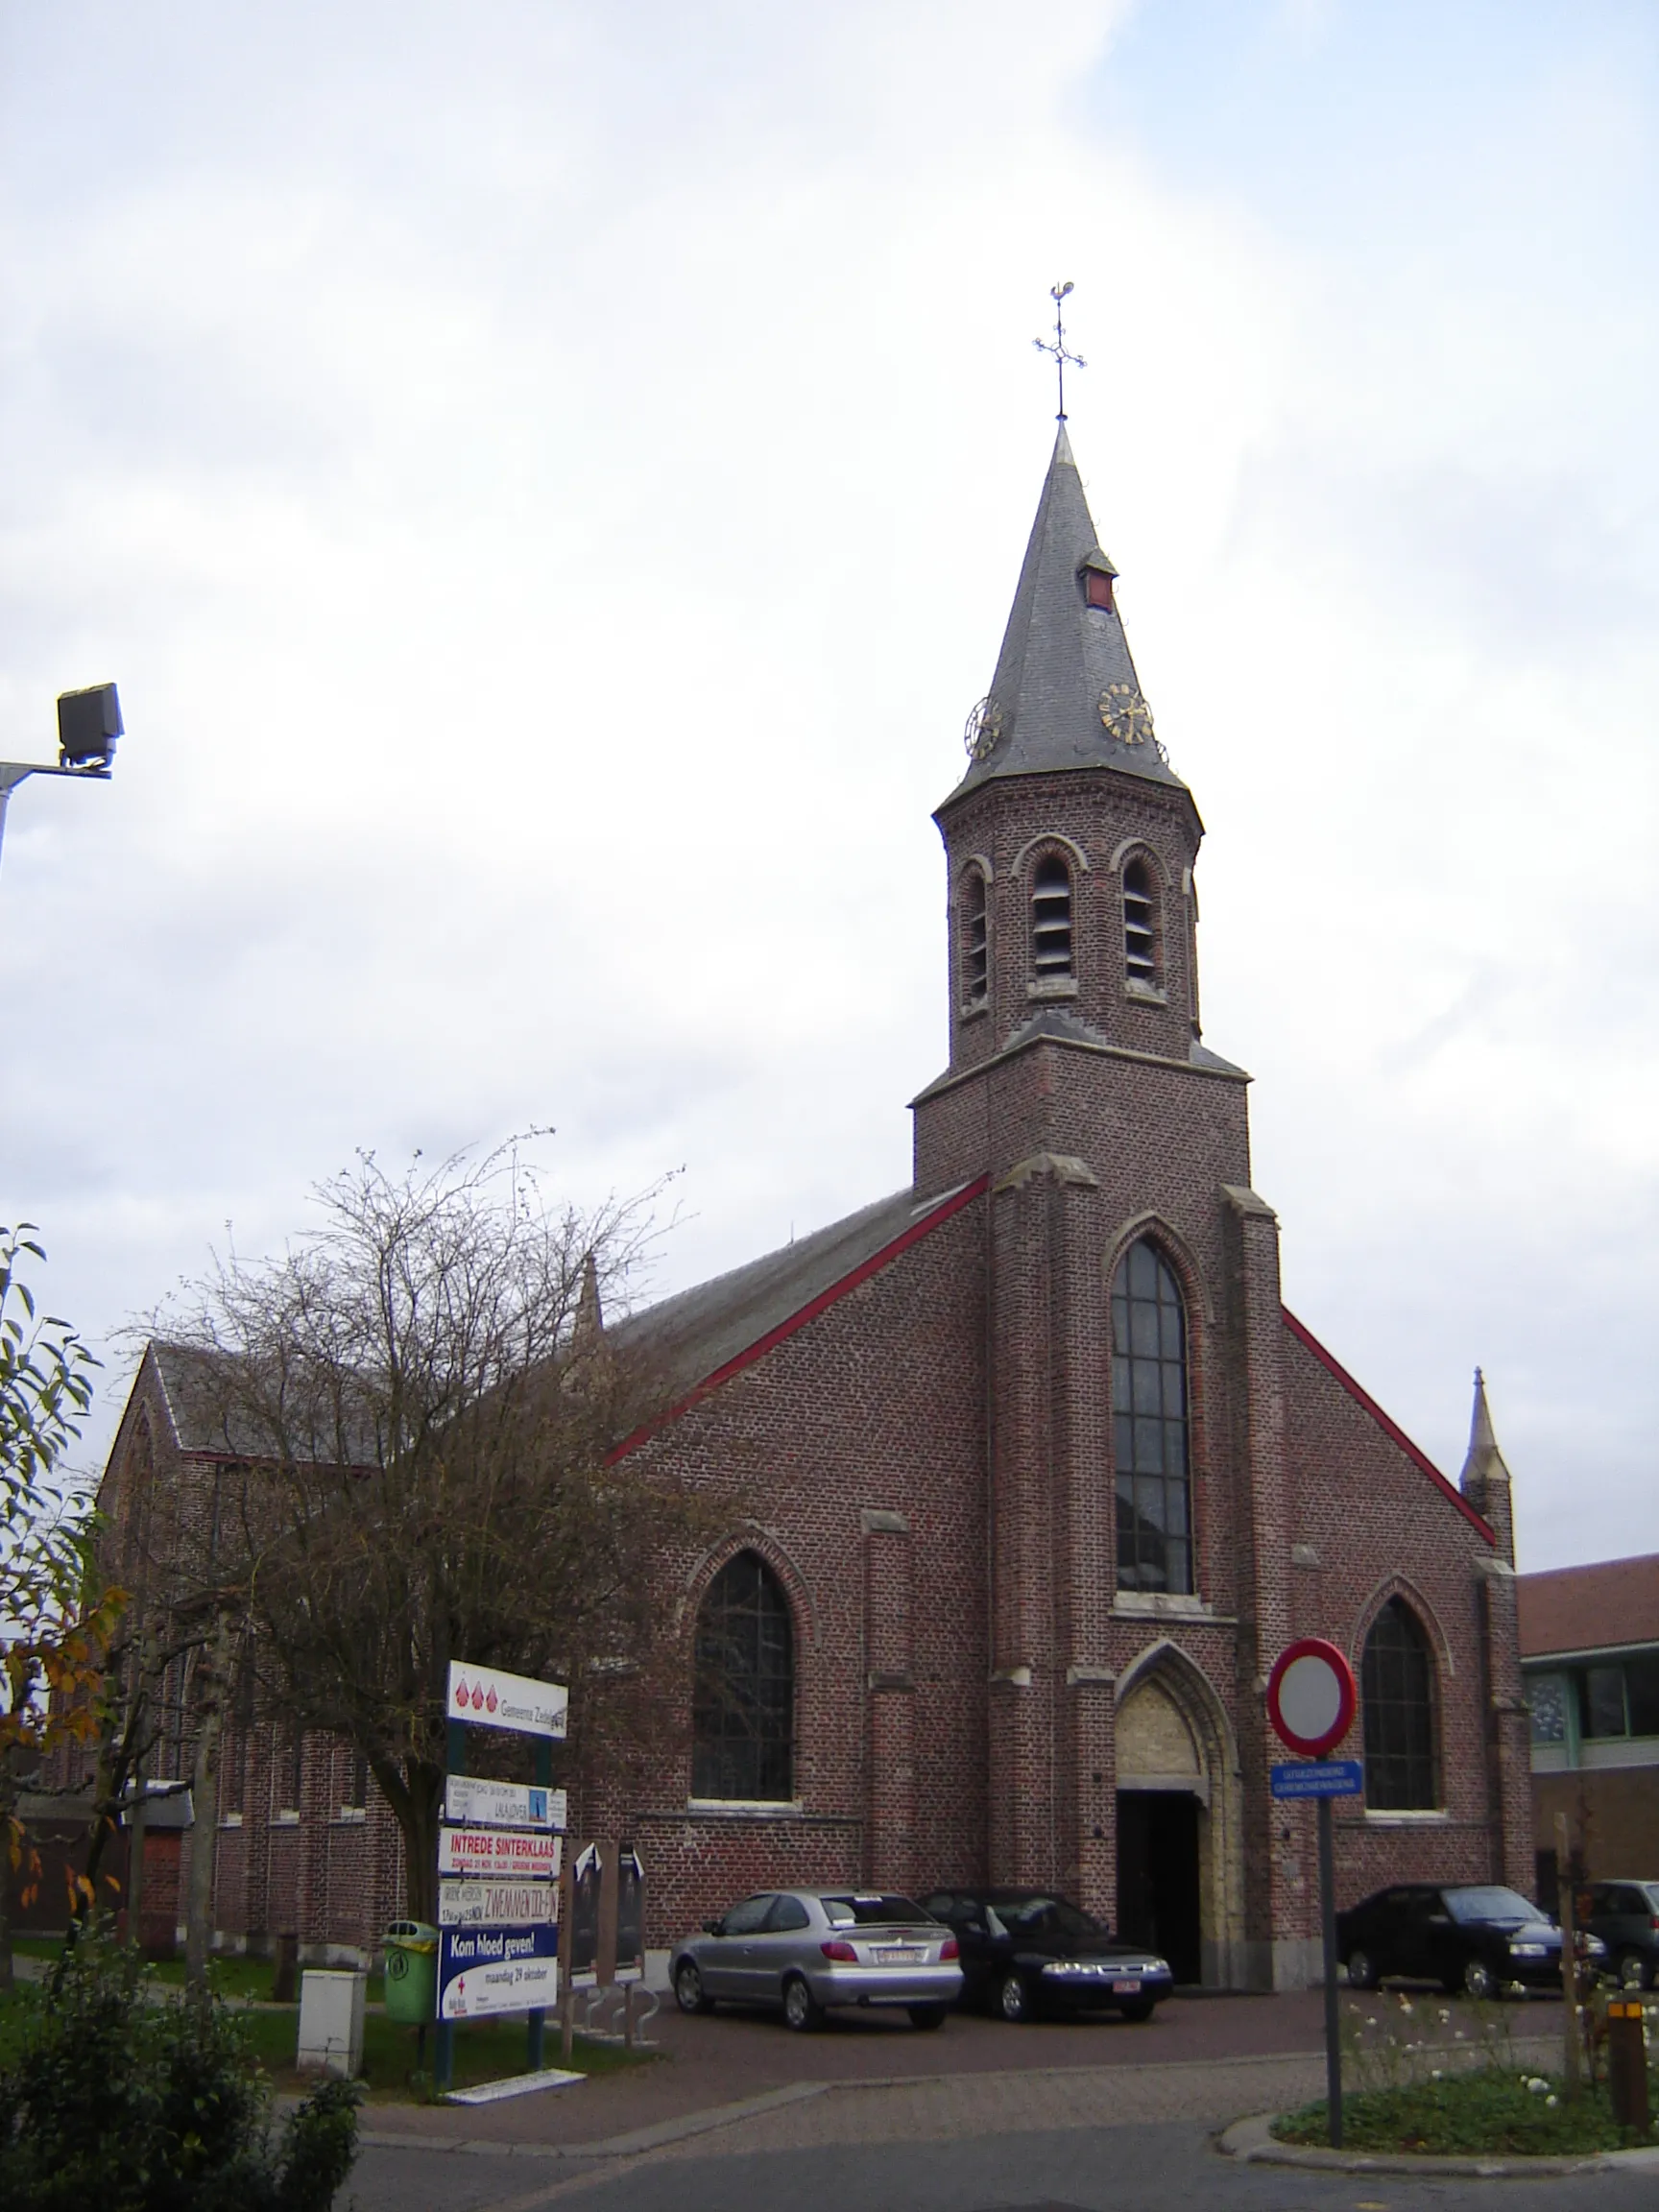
[[1112, 1978, 1142, 1994], [876, 1946, 923, 1963]]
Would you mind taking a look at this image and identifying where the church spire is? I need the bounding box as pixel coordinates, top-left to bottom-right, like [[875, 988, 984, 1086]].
[[1459, 1366, 1516, 1559], [948, 425, 1185, 802]]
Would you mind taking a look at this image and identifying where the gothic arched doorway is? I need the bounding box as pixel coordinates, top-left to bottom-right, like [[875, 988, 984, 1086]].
[[1115, 1648, 1244, 1987]]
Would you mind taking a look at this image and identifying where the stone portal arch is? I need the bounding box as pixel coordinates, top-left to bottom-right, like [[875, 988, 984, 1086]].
[[1115, 1644, 1245, 1987]]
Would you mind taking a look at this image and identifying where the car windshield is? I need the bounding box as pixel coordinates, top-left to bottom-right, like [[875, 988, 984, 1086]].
[[1444, 1887, 1539, 1926], [985, 1895, 1100, 1940], [820, 1894, 931, 1927]]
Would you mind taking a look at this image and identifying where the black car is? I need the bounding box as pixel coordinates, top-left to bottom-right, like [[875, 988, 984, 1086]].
[[922, 1887, 1174, 2023], [1583, 1880, 1659, 1990], [1336, 1882, 1603, 1999]]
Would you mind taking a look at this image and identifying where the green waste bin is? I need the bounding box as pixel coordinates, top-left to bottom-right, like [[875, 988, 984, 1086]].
[[383, 1921, 439, 2025]]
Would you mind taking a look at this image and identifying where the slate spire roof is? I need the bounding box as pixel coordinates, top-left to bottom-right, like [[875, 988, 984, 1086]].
[[946, 423, 1185, 801]]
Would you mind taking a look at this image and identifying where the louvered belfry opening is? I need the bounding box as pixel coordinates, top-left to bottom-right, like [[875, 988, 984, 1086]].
[[960, 869, 989, 1008], [1030, 853, 1073, 979], [1122, 856, 1157, 984]]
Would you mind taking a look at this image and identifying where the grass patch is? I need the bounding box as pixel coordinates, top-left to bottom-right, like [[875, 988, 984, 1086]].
[[1274, 2068, 1659, 2157]]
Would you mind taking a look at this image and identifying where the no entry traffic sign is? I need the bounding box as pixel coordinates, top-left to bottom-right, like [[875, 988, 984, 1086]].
[[1265, 1637, 1357, 1757]]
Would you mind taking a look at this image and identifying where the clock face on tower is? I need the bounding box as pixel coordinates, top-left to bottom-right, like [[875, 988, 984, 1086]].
[[1098, 682, 1158, 752], [963, 696, 1005, 763]]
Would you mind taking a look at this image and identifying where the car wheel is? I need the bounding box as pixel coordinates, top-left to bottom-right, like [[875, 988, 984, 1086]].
[[1346, 1948, 1378, 1991], [907, 2004, 948, 2031], [782, 1974, 823, 2032], [1618, 1950, 1650, 1991], [997, 1971, 1033, 2024], [1118, 1998, 1156, 2023], [1463, 1959, 1498, 2002], [674, 1960, 712, 2015]]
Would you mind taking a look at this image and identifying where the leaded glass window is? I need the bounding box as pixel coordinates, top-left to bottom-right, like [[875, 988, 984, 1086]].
[[1361, 1598, 1437, 1809], [692, 1553, 794, 1801], [1112, 1239, 1191, 1594]]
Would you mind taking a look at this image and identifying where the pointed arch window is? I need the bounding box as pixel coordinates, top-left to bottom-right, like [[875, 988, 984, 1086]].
[[1361, 1598, 1437, 1810], [1031, 853, 1073, 979], [1122, 856, 1158, 985], [692, 1552, 795, 1801], [1111, 1239, 1191, 1594], [959, 868, 989, 1011]]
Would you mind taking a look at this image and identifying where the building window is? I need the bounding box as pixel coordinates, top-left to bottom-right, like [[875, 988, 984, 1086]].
[[346, 1746, 370, 1811], [1527, 1673, 1569, 1745], [1031, 854, 1073, 979], [278, 1722, 305, 1816], [1111, 1239, 1191, 1594], [959, 869, 988, 1009], [1122, 857, 1157, 985], [1361, 1599, 1437, 1810], [692, 1552, 794, 1802], [1577, 1653, 1659, 1740]]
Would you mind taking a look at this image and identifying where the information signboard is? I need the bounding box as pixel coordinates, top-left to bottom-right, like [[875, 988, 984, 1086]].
[[438, 1826, 562, 1880], [1270, 1759, 1364, 1800], [444, 1776, 567, 1832], [439, 1880, 558, 1929], [439, 1925, 558, 2019], [445, 1662, 568, 1741]]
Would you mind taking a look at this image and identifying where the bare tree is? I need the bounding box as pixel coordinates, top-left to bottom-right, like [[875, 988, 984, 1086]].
[[153, 1140, 706, 1923]]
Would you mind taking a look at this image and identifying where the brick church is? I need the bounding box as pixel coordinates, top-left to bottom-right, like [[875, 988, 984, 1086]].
[[101, 425, 1532, 1987]]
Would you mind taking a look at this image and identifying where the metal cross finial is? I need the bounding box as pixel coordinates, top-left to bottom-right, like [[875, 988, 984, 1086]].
[[1033, 279, 1086, 421]]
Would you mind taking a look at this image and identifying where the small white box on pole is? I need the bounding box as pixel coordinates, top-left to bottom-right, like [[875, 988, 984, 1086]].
[[297, 1969, 366, 2078]]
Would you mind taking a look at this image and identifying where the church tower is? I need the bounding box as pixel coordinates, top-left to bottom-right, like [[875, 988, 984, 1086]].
[[912, 426, 1293, 1977]]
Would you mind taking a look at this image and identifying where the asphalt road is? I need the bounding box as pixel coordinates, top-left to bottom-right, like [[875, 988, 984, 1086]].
[[348, 2119, 1659, 2212]]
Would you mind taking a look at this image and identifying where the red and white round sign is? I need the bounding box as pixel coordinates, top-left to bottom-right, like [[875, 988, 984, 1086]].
[[1265, 1638, 1357, 1757]]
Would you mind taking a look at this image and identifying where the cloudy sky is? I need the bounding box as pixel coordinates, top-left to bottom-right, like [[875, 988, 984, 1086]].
[[1, 0, 1654, 1570]]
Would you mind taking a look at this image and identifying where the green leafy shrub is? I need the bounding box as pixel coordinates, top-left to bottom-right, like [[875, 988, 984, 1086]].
[[0, 1932, 358, 2209]]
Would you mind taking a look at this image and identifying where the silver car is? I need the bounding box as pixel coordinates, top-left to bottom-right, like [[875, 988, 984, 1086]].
[[671, 1887, 964, 2032]]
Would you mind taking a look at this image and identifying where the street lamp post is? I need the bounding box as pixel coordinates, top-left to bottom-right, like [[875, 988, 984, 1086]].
[[0, 682, 123, 875]]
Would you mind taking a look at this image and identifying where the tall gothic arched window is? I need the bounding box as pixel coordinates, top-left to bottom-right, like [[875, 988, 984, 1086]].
[[959, 868, 989, 1010], [1361, 1598, 1437, 1809], [692, 1552, 795, 1801], [1030, 853, 1073, 979], [1111, 1239, 1191, 1593]]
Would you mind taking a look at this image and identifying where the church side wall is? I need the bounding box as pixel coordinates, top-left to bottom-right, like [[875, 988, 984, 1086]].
[[590, 1197, 990, 1948], [1279, 1323, 1521, 1906]]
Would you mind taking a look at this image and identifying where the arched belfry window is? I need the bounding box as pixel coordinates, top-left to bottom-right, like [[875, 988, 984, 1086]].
[[1111, 1239, 1191, 1594], [1361, 1598, 1437, 1810], [1031, 854, 1073, 980], [1122, 857, 1158, 986], [692, 1552, 794, 1801], [959, 869, 988, 1010]]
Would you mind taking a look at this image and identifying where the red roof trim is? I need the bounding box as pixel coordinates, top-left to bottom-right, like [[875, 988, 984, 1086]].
[[611, 1175, 990, 1461], [1280, 1307, 1496, 1545]]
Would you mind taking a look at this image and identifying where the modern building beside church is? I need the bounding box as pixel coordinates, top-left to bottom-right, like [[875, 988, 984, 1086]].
[[95, 426, 1532, 1986]]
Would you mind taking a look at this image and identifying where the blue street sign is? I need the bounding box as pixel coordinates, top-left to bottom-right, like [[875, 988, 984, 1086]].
[[1271, 1759, 1363, 1800]]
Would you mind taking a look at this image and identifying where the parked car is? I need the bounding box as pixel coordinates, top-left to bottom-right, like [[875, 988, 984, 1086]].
[[1582, 1880, 1659, 1990], [921, 1887, 1174, 2023], [670, 1888, 964, 2032], [1337, 1883, 1605, 1999]]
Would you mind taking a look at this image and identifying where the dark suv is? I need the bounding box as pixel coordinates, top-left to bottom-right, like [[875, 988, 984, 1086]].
[[922, 1887, 1173, 2023], [1337, 1882, 1602, 1999], [1582, 1881, 1659, 1990]]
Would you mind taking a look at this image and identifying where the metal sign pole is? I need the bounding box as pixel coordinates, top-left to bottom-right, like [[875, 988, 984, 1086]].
[[434, 1717, 466, 2093], [527, 1736, 553, 2073], [1315, 1755, 1342, 2150]]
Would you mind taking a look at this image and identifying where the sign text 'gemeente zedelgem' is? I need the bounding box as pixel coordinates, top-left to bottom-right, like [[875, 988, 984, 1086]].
[[446, 1661, 568, 1741]]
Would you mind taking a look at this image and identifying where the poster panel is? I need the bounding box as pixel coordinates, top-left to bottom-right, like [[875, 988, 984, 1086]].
[[439, 1880, 557, 1928], [439, 1925, 559, 2019], [438, 1826, 561, 1879], [444, 1776, 566, 1832], [567, 1841, 602, 1988]]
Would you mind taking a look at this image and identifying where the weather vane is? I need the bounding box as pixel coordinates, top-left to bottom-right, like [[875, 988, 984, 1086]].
[[1034, 280, 1086, 421]]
